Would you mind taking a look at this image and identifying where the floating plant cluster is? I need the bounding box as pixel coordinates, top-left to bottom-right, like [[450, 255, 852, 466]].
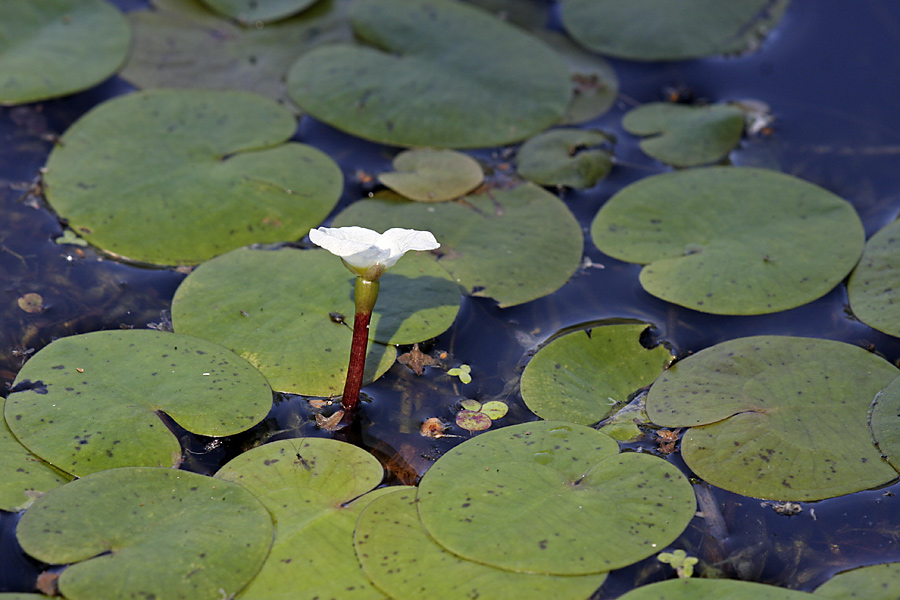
[[2, 0, 900, 599]]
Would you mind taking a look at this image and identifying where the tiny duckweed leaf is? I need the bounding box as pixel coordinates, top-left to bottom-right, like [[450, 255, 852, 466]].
[[455, 410, 491, 432], [216, 439, 391, 599], [516, 129, 614, 189], [591, 167, 865, 315], [447, 364, 472, 384], [622, 103, 745, 167], [44, 89, 342, 266], [869, 375, 900, 471], [813, 563, 900, 600], [378, 149, 484, 202], [521, 323, 673, 425], [5, 330, 272, 477], [0, 0, 131, 105], [122, 0, 352, 105], [647, 336, 900, 501], [172, 247, 459, 395], [657, 549, 698, 578], [334, 183, 583, 307], [848, 218, 900, 338], [287, 0, 572, 148], [615, 578, 813, 600], [16, 467, 273, 600], [561, 0, 791, 61], [0, 399, 71, 512], [355, 488, 608, 600], [480, 400, 508, 420], [199, 0, 320, 23], [417, 421, 695, 575]]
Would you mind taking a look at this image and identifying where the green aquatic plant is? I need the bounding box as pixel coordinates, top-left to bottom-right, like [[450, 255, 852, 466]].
[[309, 226, 440, 416], [657, 549, 699, 578]]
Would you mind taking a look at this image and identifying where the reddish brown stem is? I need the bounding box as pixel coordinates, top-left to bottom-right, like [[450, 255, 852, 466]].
[[341, 309, 372, 414]]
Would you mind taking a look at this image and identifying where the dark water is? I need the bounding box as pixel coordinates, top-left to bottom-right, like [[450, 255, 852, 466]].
[[2, 0, 900, 596]]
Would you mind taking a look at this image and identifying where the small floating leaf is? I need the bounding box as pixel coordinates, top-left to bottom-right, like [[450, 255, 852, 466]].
[[122, 0, 352, 105], [848, 218, 900, 338], [6, 330, 273, 476], [16, 467, 273, 600], [216, 438, 392, 599], [355, 488, 608, 600], [591, 167, 865, 315], [560, 0, 791, 61], [622, 103, 745, 167], [378, 149, 484, 202], [646, 335, 900, 501], [199, 0, 320, 23], [172, 247, 459, 395], [480, 400, 508, 420], [287, 0, 572, 148], [44, 89, 342, 265], [516, 128, 614, 189], [447, 364, 472, 384], [615, 578, 813, 600], [334, 183, 583, 307], [0, 0, 131, 105], [521, 323, 673, 425], [455, 410, 491, 432], [813, 563, 900, 600], [417, 421, 695, 575]]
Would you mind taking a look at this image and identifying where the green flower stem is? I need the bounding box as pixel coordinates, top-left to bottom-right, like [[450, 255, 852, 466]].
[[341, 277, 380, 414]]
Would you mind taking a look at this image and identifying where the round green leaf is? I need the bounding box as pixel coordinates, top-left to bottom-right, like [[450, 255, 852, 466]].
[[616, 578, 813, 600], [848, 218, 900, 337], [199, 0, 319, 23], [480, 400, 508, 420], [417, 421, 696, 575], [16, 467, 273, 600], [0, 399, 71, 512], [216, 439, 391, 599], [623, 103, 745, 167], [591, 167, 865, 315], [355, 487, 607, 600], [5, 330, 273, 477], [455, 410, 491, 432], [814, 563, 900, 600], [521, 323, 673, 425], [560, 0, 791, 61], [171, 247, 460, 395], [378, 149, 484, 202], [286, 0, 572, 148], [517, 128, 614, 189], [43, 89, 342, 266], [334, 183, 583, 307], [646, 336, 900, 501], [869, 375, 900, 471], [122, 0, 352, 105], [0, 0, 131, 105]]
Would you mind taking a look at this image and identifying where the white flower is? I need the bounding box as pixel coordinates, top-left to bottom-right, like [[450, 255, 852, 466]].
[[309, 226, 440, 280]]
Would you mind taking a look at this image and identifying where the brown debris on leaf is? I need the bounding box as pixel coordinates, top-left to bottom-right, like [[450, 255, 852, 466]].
[[315, 410, 345, 431], [397, 343, 439, 375], [420, 417, 450, 438]]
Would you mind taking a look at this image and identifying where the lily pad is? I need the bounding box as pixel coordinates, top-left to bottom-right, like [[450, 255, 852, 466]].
[[286, 0, 572, 148], [378, 149, 484, 202], [516, 128, 614, 189], [869, 375, 900, 471], [520, 323, 673, 425], [0, 399, 71, 512], [16, 467, 273, 600], [216, 439, 394, 599], [416, 421, 696, 575], [0, 0, 131, 105], [615, 578, 813, 600], [334, 183, 583, 307], [646, 335, 900, 501], [200, 0, 320, 23], [122, 0, 352, 105], [560, 0, 791, 61], [813, 563, 900, 600], [171, 247, 460, 395], [355, 487, 608, 600], [5, 330, 272, 476], [44, 89, 342, 265], [591, 167, 865, 315], [622, 103, 745, 167], [848, 218, 900, 337]]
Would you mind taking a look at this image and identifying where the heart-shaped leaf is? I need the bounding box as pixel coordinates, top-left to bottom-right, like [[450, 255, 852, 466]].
[[378, 149, 484, 202]]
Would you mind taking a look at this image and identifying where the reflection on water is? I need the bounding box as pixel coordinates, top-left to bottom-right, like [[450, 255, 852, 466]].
[[2, 0, 900, 596]]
